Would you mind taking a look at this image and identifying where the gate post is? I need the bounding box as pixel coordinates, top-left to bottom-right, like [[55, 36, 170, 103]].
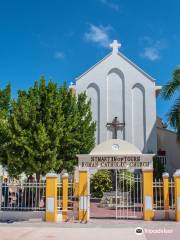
[[78, 169, 89, 222], [143, 169, 154, 221], [73, 167, 79, 220], [174, 169, 180, 222], [62, 173, 69, 221], [163, 172, 169, 220], [45, 173, 58, 222]]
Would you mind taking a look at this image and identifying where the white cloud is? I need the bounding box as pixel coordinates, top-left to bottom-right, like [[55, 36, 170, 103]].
[[140, 37, 167, 61], [54, 51, 65, 59], [99, 0, 119, 11], [84, 24, 112, 48], [141, 47, 160, 61]]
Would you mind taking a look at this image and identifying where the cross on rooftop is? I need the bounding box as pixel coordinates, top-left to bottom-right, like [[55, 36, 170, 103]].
[[110, 40, 121, 54]]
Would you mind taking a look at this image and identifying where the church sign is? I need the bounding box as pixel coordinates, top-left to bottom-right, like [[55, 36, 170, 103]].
[[77, 154, 153, 170]]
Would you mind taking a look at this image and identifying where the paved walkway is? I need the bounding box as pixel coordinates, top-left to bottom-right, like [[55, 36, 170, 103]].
[[0, 220, 180, 240]]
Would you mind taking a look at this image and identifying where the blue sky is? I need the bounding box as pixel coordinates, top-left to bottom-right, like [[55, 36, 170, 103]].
[[0, 0, 180, 123]]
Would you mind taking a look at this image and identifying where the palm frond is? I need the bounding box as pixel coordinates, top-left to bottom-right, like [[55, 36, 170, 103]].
[[168, 98, 180, 140], [161, 67, 180, 99]]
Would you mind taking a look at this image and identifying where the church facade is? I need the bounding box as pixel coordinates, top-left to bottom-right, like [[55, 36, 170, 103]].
[[71, 40, 180, 175], [74, 40, 160, 153]]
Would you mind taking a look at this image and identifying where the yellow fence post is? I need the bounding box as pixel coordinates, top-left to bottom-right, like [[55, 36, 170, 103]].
[[163, 172, 169, 220], [143, 169, 154, 221], [45, 173, 57, 222], [78, 169, 89, 222], [174, 169, 180, 222], [73, 167, 79, 220], [62, 173, 69, 221]]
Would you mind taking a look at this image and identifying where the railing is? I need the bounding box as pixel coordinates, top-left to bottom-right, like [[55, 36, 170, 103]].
[[57, 180, 74, 211], [0, 181, 46, 211], [169, 179, 175, 210], [156, 156, 167, 169], [68, 181, 74, 211], [153, 178, 175, 211], [115, 172, 143, 219], [57, 182, 62, 211], [153, 179, 164, 210]]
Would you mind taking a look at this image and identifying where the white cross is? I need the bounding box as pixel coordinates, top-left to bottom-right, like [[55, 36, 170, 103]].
[[110, 40, 121, 54]]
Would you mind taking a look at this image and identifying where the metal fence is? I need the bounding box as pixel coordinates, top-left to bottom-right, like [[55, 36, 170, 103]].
[[153, 178, 164, 210], [0, 180, 46, 211], [156, 156, 167, 169], [153, 178, 175, 210], [68, 180, 74, 211], [116, 172, 143, 219], [169, 178, 175, 210], [57, 182, 62, 211], [57, 180, 74, 211]]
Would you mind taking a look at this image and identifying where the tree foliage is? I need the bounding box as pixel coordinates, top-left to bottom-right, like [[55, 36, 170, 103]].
[[0, 78, 96, 178], [90, 170, 112, 198], [161, 67, 180, 140], [57, 85, 96, 172], [0, 83, 11, 168], [0, 83, 11, 115], [153, 156, 165, 179]]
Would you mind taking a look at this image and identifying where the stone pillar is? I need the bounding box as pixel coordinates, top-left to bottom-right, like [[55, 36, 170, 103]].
[[78, 169, 89, 222], [143, 169, 154, 221], [174, 169, 180, 222], [163, 172, 169, 220], [45, 173, 57, 222], [62, 173, 69, 221]]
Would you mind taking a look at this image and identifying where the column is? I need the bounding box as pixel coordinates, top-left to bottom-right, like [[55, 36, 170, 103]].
[[78, 169, 89, 222], [163, 172, 169, 220], [143, 169, 154, 221], [62, 173, 68, 221], [174, 169, 180, 222], [45, 173, 57, 222], [73, 167, 79, 220]]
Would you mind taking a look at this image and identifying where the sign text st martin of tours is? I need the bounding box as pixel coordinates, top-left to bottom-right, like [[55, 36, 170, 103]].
[[78, 155, 152, 170]]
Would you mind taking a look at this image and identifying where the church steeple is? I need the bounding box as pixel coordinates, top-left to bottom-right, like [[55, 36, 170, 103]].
[[110, 40, 121, 54]]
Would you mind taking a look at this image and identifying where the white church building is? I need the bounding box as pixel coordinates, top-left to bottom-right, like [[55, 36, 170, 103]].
[[71, 40, 180, 175]]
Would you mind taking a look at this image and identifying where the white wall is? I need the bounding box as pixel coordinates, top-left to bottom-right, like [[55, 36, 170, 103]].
[[76, 52, 157, 153], [157, 127, 180, 175]]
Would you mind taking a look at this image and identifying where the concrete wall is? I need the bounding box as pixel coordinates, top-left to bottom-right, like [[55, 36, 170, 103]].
[[0, 211, 45, 222], [157, 127, 180, 176]]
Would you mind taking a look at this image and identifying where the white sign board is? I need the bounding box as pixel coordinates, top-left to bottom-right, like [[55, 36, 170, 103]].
[[78, 154, 153, 170], [47, 197, 54, 213], [145, 196, 152, 210], [80, 196, 87, 211], [177, 196, 180, 211]]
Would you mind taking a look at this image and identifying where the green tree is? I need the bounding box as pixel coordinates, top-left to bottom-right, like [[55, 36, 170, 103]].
[[90, 170, 112, 198], [153, 156, 165, 179], [57, 83, 80, 172], [3, 78, 64, 179], [0, 83, 11, 115], [161, 67, 180, 140], [0, 83, 11, 167], [77, 92, 96, 154], [0, 79, 96, 178], [57, 84, 95, 172]]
